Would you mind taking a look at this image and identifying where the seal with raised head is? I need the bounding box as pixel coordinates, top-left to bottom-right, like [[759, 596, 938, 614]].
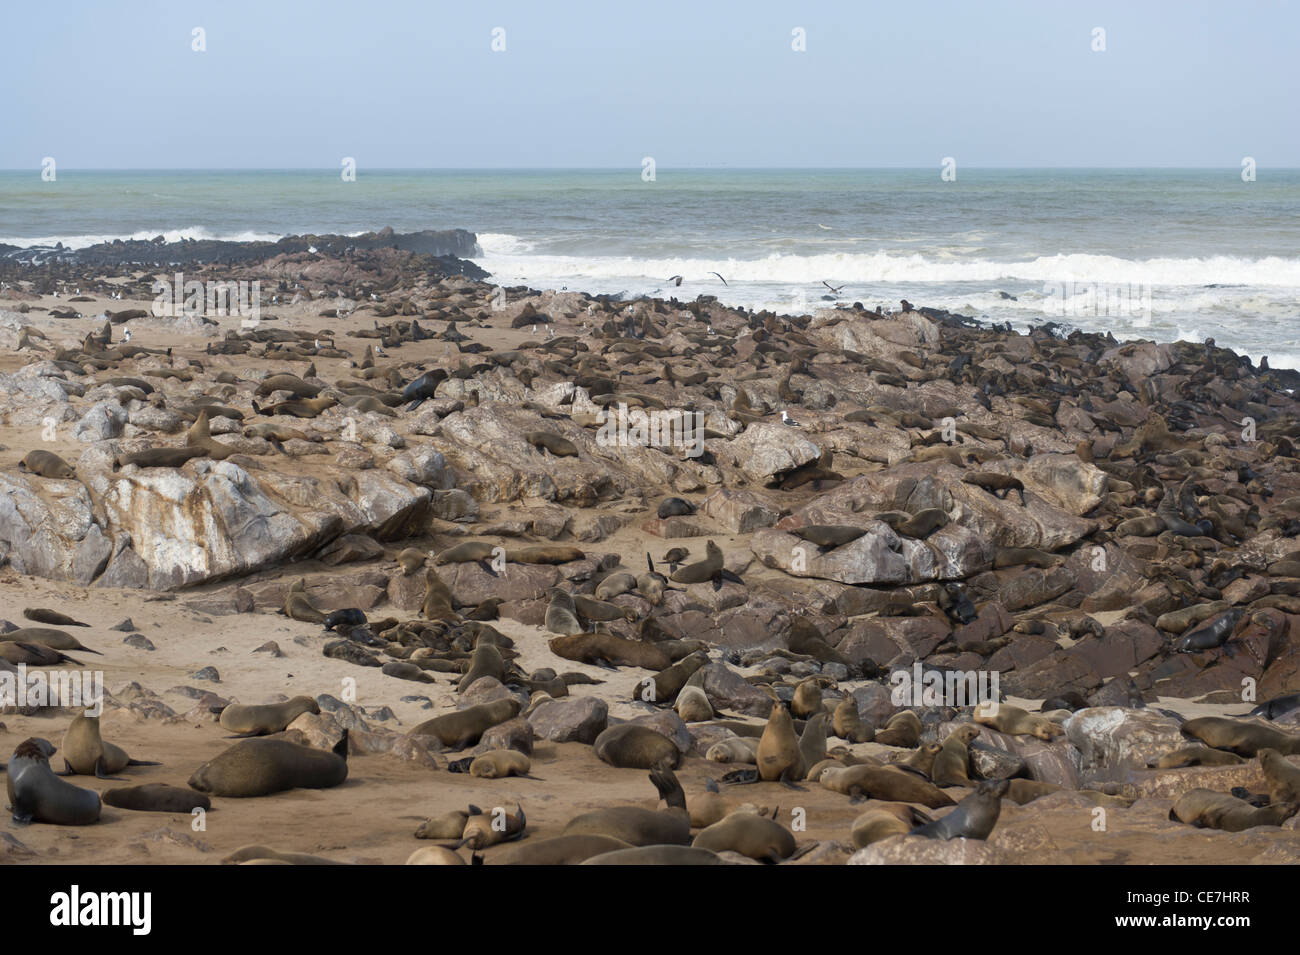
[[931, 724, 981, 787], [7, 738, 101, 825], [873, 710, 923, 747], [1259, 748, 1300, 802], [218, 696, 320, 737], [833, 697, 874, 743], [61, 711, 159, 777], [910, 779, 1008, 839], [670, 539, 724, 586], [544, 588, 583, 635], [563, 768, 691, 845], [188, 731, 349, 798], [756, 702, 805, 783], [283, 579, 326, 624]]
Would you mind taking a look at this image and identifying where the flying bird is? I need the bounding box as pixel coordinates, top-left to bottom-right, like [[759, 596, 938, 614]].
[[668, 275, 683, 286], [822, 281, 845, 294], [709, 272, 729, 287]]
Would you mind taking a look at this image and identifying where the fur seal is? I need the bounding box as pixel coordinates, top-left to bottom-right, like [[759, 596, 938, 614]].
[[1147, 745, 1245, 769], [406, 847, 466, 865], [458, 642, 505, 693], [692, 812, 796, 862], [974, 702, 1064, 740], [1174, 609, 1245, 653], [549, 632, 670, 670], [1252, 693, 1300, 720], [526, 431, 579, 457], [931, 724, 981, 786], [873, 710, 923, 747], [7, 738, 101, 826], [102, 783, 211, 813], [115, 446, 207, 469], [706, 737, 759, 764], [1180, 717, 1300, 757], [657, 497, 696, 518], [1170, 788, 1299, 832], [453, 804, 528, 850], [1259, 748, 1300, 802], [911, 779, 1008, 839], [283, 579, 326, 624], [411, 698, 522, 749], [0, 641, 81, 666], [817, 764, 955, 808], [218, 696, 320, 737], [851, 802, 931, 847], [790, 678, 823, 719], [833, 697, 874, 743], [670, 539, 725, 585], [572, 593, 635, 624], [251, 396, 338, 418], [963, 471, 1025, 503], [222, 845, 348, 865], [594, 724, 681, 769], [61, 711, 158, 777], [414, 810, 469, 840], [757, 702, 805, 783], [489, 834, 633, 865], [188, 732, 349, 797], [581, 846, 723, 865], [505, 545, 585, 565], [19, 450, 77, 479], [636, 651, 709, 706], [878, 508, 949, 538], [675, 684, 715, 722], [544, 588, 583, 635], [21, 608, 89, 627], [793, 524, 868, 548], [434, 541, 497, 565], [469, 749, 532, 779], [0, 627, 99, 653], [563, 768, 690, 845], [396, 548, 427, 575], [595, 572, 638, 600]]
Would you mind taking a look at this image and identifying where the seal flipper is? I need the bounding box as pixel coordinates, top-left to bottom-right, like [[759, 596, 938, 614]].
[[11, 809, 32, 826], [58, 760, 75, 776], [94, 757, 125, 781], [125, 758, 161, 767], [476, 558, 499, 579], [720, 569, 744, 585], [333, 729, 349, 761]]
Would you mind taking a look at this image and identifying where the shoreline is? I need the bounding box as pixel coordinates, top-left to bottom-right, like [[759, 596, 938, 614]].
[[1, 236, 1299, 864]]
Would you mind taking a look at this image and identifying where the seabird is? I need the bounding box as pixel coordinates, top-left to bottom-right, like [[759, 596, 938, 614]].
[[781, 410, 800, 427], [822, 281, 845, 294], [817, 224, 832, 230], [668, 275, 683, 286], [709, 272, 729, 287], [123, 328, 131, 342]]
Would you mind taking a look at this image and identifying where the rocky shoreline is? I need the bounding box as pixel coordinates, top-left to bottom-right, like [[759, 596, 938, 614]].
[[1, 232, 1299, 864]]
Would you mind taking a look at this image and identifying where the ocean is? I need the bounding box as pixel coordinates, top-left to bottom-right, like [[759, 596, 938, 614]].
[[2, 168, 1297, 366]]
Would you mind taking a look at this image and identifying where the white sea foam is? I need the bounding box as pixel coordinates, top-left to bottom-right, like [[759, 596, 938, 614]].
[[0, 227, 284, 250]]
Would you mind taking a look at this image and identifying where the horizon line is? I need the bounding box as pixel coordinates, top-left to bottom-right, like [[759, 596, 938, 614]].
[[1, 165, 1296, 173]]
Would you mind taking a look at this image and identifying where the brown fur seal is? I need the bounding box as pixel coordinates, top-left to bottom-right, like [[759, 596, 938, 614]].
[[19, 450, 77, 479], [0, 627, 99, 653], [222, 845, 348, 865], [218, 696, 320, 737], [396, 547, 427, 575], [595, 572, 638, 600], [0, 641, 81, 666], [505, 545, 585, 565], [251, 396, 338, 418], [115, 446, 207, 469], [911, 779, 1008, 839], [670, 539, 724, 584], [1259, 748, 1300, 802], [572, 593, 635, 624], [896, 742, 942, 778], [1170, 788, 1299, 832], [187, 732, 348, 797], [61, 711, 158, 777], [526, 431, 579, 457], [411, 698, 522, 749], [706, 737, 759, 764], [675, 684, 714, 722], [963, 471, 1025, 502], [185, 410, 237, 459], [102, 783, 211, 813], [21, 608, 88, 627], [1004, 779, 1064, 804], [1180, 716, 1300, 757], [421, 567, 457, 620], [468, 749, 532, 779], [636, 650, 709, 705], [874, 710, 923, 747], [458, 642, 505, 693], [879, 508, 949, 538], [489, 834, 632, 865], [434, 541, 497, 565], [563, 768, 691, 844], [581, 845, 724, 865], [692, 812, 796, 862], [974, 702, 1064, 740], [549, 632, 670, 670], [7, 738, 101, 826], [931, 724, 981, 786], [757, 702, 805, 782], [256, 374, 321, 398], [790, 678, 823, 719], [851, 802, 931, 847], [793, 525, 867, 548], [283, 579, 326, 624], [451, 804, 528, 850], [799, 712, 829, 777], [594, 724, 681, 769], [544, 588, 583, 635], [818, 764, 956, 808], [414, 810, 470, 840], [833, 697, 874, 743], [406, 846, 466, 865], [1146, 745, 1245, 769]]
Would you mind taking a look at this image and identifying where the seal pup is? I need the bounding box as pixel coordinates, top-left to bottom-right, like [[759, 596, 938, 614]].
[[1259, 748, 1300, 802], [910, 779, 1008, 840], [851, 802, 933, 847], [411, 699, 522, 750], [406, 847, 466, 865], [61, 710, 159, 778], [283, 579, 326, 624], [19, 450, 77, 479], [187, 731, 349, 797], [544, 588, 583, 635], [833, 697, 874, 743], [930, 724, 981, 786], [22, 608, 88, 627], [7, 739, 101, 826], [217, 696, 321, 737]]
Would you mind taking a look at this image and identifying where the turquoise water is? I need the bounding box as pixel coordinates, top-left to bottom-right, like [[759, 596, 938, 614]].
[[1, 168, 1298, 363]]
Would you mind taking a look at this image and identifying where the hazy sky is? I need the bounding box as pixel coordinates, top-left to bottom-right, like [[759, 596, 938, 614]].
[[4, 0, 1297, 169]]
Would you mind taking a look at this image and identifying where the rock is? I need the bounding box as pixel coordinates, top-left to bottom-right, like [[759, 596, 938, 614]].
[[475, 716, 534, 755], [190, 666, 220, 682], [702, 489, 780, 533], [74, 401, 126, 441], [847, 835, 1006, 865], [526, 696, 608, 743], [1064, 707, 1186, 776], [123, 633, 155, 651], [700, 663, 773, 718]]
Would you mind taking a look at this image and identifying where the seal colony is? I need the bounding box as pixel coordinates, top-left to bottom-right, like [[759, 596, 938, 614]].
[[2, 234, 1300, 864]]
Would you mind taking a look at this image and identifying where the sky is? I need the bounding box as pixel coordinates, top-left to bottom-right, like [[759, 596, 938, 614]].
[[2, 0, 1297, 169]]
